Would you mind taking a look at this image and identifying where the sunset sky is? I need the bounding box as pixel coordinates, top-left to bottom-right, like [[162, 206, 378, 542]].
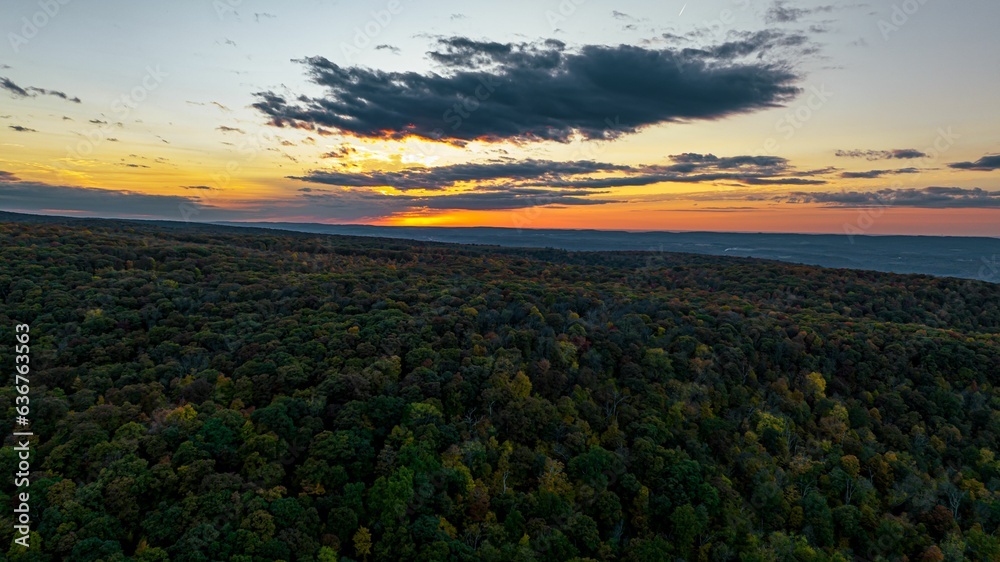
[[1, 0, 999, 235]]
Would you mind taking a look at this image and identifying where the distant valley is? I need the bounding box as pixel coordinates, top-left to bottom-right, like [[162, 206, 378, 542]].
[[220, 222, 1000, 283]]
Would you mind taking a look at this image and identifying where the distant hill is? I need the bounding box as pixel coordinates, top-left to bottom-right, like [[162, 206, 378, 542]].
[[1, 211, 997, 282], [218, 221, 1000, 283]]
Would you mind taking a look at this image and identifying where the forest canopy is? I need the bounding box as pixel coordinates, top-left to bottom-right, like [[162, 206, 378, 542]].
[[1, 215, 1000, 561]]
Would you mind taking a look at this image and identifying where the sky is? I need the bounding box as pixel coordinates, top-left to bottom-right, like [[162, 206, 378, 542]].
[[1, 0, 999, 236]]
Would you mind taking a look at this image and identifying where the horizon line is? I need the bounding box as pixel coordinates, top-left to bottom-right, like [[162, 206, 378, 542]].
[[2, 209, 1000, 240]]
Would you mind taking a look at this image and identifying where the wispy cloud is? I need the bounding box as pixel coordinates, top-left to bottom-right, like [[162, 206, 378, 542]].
[[765, 1, 834, 23], [949, 154, 1000, 171], [0, 77, 29, 97], [835, 148, 928, 160], [320, 145, 357, 159], [777, 187, 1000, 208], [1, 76, 81, 102], [840, 167, 920, 179], [295, 186, 616, 221]]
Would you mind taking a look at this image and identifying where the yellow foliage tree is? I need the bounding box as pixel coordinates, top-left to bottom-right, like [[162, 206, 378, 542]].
[[353, 527, 372, 562]]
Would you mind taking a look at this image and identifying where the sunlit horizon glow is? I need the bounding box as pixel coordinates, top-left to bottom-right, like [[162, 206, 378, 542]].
[[2, 1, 999, 236]]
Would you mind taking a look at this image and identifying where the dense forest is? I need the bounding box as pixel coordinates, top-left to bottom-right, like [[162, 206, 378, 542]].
[[2, 215, 1000, 562]]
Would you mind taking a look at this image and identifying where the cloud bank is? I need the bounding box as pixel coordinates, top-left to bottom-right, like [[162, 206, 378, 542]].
[[779, 187, 1000, 208], [253, 35, 804, 144], [293, 153, 829, 192], [835, 149, 929, 161], [949, 155, 1000, 171]]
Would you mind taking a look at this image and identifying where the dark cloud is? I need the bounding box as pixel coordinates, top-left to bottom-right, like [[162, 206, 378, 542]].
[[840, 167, 920, 179], [659, 32, 689, 43], [254, 12, 277, 22], [0, 174, 619, 222], [320, 145, 357, 159], [543, 153, 828, 188], [739, 177, 828, 185], [668, 153, 787, 170], [295, 159, 631, 191], [0, 181, 210, 218], [949, 154, 1000, 171], [297, 186, 615, 221], [28, 87, 81, 103], [1, 76, 81, 102], [612, 10, 634, 20], [799, 166, 841, 176], [679, 30, 811, 59], [835, 148, 928, 160], [89, 119, 108, 125], [9, 125, 36, 132], [0, 170, 19, 182], [780, 187, 1000, 208], [217, 125, 245, 134], [1, 77, 29, 97], [375, 44, 401, 55], [294, 153, 827, 191], [765, 1, 834, 23], [253, 36, 804, 144]]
